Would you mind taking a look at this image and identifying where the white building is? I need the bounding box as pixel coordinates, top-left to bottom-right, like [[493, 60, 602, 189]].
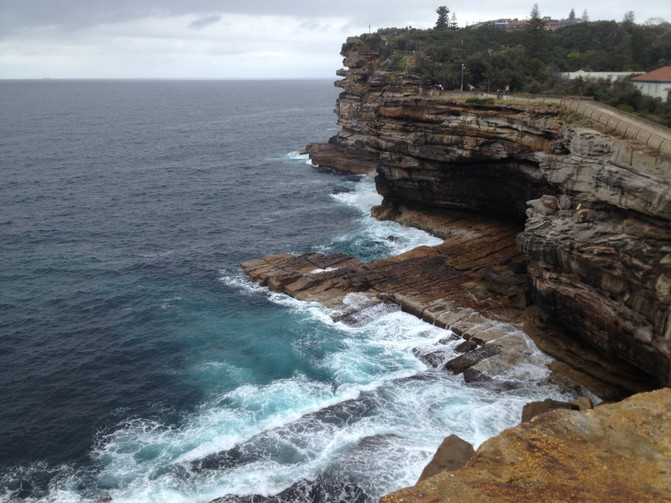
[[632, 67, 671, 101], [561, 70, 639, 82]]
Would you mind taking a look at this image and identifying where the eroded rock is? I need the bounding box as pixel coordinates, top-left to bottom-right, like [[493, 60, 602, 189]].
[[521, 398, 579, 422], [381, 388, 671, 503], [307, 36, 671, 390], [417, 434, 475, 483]]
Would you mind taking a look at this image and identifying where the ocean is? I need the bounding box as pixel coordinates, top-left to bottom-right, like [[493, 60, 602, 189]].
[[0, 79, 571, 502]]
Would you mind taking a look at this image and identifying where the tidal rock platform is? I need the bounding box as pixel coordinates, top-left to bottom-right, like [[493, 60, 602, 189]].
[[242, 208, 647, 399]]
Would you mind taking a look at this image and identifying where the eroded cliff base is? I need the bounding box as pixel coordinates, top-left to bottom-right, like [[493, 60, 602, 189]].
[[242, 203, 652, 400]]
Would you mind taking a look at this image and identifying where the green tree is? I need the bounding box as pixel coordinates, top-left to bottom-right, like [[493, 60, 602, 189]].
[[450, 13, 458, 30], [435, 6, 450, 31], [526, 3, 547, 59], [361, 15, 671, 102], [529, 4, 545, 30]]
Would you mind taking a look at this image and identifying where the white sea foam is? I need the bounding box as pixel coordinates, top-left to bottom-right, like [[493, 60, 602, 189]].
[[19, 182, 577, 503], [26, 343, 572, 503], [218, 270, 269, 296], [309, 266, 339, 274], [87, 303, 447, 501], [327, 177, 443, 260], [286, 150, 309, 161], [330, 175, 383, 213]]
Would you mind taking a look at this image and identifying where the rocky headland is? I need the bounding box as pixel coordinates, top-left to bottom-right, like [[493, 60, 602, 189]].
[[243, 36, 671, 501]]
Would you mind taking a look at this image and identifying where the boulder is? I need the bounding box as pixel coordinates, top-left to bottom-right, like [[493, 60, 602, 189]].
[[417, 434, 475, 483], [521, 398, 579, 422]]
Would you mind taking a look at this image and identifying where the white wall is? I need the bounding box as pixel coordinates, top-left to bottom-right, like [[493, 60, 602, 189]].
[[633, 81, 671, 101]]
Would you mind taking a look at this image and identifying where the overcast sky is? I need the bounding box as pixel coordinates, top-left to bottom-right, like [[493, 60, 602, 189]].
[[1, 1, 669, 79]]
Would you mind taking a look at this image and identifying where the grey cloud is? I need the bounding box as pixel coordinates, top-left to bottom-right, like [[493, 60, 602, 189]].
[[1, 0, 667, 79], [189, 14, 222, 30], [0, 1, 431, 36], [1, 1, 668, 34]]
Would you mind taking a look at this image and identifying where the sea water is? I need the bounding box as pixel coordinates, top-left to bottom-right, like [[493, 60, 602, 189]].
[[0, 80, 571, 502]]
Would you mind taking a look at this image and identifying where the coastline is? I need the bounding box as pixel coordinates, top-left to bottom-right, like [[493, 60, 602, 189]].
[[240, 36, 671, 501]]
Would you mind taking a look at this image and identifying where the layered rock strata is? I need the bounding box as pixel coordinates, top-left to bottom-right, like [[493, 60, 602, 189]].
[[241, 207, 647, 399], [305, 36, 671, 391], [241, 211, 544, 384], [241, 35, 671, 503]]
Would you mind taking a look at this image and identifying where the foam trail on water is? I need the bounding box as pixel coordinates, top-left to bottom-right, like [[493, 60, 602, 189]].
[[286, 150, 309, 161], [7, 285, 575, 503], [5, 177, 577, 503], [330, 175, 383, 214], [327, 177, 443, 260]]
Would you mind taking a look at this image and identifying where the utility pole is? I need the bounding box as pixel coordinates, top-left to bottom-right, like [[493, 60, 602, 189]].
[[460, 64, 465, 92]]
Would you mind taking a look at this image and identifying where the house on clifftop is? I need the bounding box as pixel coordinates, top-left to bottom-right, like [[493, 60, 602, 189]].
[[633, 66, 671, 102]]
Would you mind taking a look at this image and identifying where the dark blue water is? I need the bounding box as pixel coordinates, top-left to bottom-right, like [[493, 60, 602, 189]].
[[0, 80, 568, 503]]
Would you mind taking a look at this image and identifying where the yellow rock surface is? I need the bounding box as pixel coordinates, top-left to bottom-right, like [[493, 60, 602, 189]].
[[381, 387, 671, 503]]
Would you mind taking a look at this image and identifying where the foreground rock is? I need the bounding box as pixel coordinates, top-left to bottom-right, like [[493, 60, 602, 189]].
[[381, 387, 671, 503], [417, 435, 475, 483]]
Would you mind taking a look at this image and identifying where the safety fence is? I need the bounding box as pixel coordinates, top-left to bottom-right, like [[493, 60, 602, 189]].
[[431, 91, 671, 156], [560, 98, 671, 156]]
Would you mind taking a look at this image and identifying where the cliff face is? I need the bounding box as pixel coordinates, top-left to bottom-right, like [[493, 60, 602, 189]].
[[308, 37, 671, 388]]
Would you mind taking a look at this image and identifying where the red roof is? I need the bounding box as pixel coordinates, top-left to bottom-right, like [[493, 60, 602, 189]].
[[633, 66, 671, 82]]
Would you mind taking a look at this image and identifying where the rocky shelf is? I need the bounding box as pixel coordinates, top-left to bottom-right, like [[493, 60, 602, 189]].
[[241, 206, 650, 400]]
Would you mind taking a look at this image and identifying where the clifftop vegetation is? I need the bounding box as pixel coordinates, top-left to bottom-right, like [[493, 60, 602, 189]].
[[358, 10, 671, 125]]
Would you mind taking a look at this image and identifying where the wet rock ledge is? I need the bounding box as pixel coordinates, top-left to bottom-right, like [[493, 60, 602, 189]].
[[241, 207, 646, 400], [241, 211, 539, 386]]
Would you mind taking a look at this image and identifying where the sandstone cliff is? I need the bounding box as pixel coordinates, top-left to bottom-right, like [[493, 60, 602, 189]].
[[235, 36, 671, 503], [380, 387, 671, 503], [306, 36, 671, 393]]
